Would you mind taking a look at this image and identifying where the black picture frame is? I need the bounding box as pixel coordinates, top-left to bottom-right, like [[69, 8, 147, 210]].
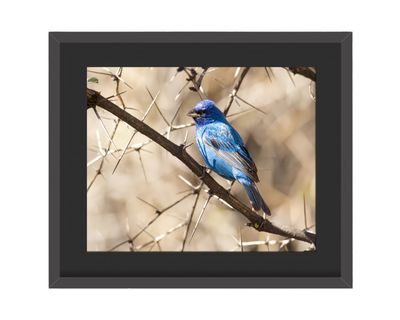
[[49, 32, 352, 288]]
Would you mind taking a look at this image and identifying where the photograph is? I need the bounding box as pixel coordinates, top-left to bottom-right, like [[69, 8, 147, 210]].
[[87, 66, 316, 252]]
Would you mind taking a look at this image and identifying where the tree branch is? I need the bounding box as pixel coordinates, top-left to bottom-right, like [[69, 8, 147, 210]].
[[287, 67, 316, 82], [87, 88, 316, 245], [223, 67, 250, 115]]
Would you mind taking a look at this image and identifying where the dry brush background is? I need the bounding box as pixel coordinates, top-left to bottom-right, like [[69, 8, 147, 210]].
[[87, 67, 316, 252]]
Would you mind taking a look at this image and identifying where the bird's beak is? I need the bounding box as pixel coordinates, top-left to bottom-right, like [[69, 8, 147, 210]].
[[187, 110, 199, 118]]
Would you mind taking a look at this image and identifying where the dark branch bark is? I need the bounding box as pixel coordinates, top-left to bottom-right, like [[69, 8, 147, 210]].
[[287, 67, 316, 82], [87, 88, 316, 245]]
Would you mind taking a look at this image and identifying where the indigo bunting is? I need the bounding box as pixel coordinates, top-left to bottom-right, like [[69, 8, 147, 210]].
[[187, 100, 271, 215]]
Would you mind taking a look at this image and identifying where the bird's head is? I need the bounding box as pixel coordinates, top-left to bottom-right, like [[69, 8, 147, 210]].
[[187, 100, 226, 125]]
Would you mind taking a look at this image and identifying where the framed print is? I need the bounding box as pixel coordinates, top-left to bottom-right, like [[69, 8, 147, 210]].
[[49, 32, 352, 288]]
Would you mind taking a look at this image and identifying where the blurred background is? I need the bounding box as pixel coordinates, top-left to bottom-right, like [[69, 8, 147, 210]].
[[87, 67, 315, 252]]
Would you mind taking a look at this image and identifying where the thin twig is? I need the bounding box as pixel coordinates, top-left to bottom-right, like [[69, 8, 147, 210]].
[[108, 239, 132, 252], [145, 87, 170, 126], [181, 184, 204, 251], [137, 150, 148, 182], [286, 69, 296, 86], [303, 193, 308, 230], [111, 90, 160, 175], [223, 67, 250, 115], [133, 192, 194, 242], [286, 67, 316, 82], [109, 192, 194, 252], [183, 68, 207, 100], [234, 95, 269, 116], [87, 69, 129, 191], [102, 67, 134, 89], [135, 221, 188, 251], [92, 107, 118, 152], [232, 236, 295, 250], [188, 193, 212, 244], [264, 67, 273, 82]]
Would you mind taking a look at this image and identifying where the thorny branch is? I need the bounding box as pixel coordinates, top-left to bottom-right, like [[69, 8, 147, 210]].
[[181, 182, 203, 251], [108, 192, 193, 251], [87, 88, 316, 245], [180, 67, 208, 99], [223, 67, 250, 115], [287, 67, 316, 82], [87, 67, 131, 191]]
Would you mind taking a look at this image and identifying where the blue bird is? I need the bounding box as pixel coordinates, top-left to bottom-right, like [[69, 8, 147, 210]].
[[187, 100, 271, 215]]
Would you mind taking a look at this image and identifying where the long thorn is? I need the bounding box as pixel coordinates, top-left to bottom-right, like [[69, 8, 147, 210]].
[[188, 195, 212, 244]]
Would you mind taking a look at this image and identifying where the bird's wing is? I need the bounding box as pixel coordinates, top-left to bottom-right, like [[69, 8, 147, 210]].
[[203, 124, 259, 182]]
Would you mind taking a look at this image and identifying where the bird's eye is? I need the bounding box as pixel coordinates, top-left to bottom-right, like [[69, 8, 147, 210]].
[[199, 110, 206, 114]]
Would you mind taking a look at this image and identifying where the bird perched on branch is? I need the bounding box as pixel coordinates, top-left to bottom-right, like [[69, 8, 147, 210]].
[[187, 100, 271, 216]]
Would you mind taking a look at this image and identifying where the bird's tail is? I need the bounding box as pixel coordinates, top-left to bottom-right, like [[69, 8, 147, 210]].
[[243, 182, 271, 216]]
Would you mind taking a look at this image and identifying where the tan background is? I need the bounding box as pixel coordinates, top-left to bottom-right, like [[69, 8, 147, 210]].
[[87, 67, 315, 252]]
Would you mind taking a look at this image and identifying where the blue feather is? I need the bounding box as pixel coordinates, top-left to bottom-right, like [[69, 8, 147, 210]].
[[188, 100, 271, 215]]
